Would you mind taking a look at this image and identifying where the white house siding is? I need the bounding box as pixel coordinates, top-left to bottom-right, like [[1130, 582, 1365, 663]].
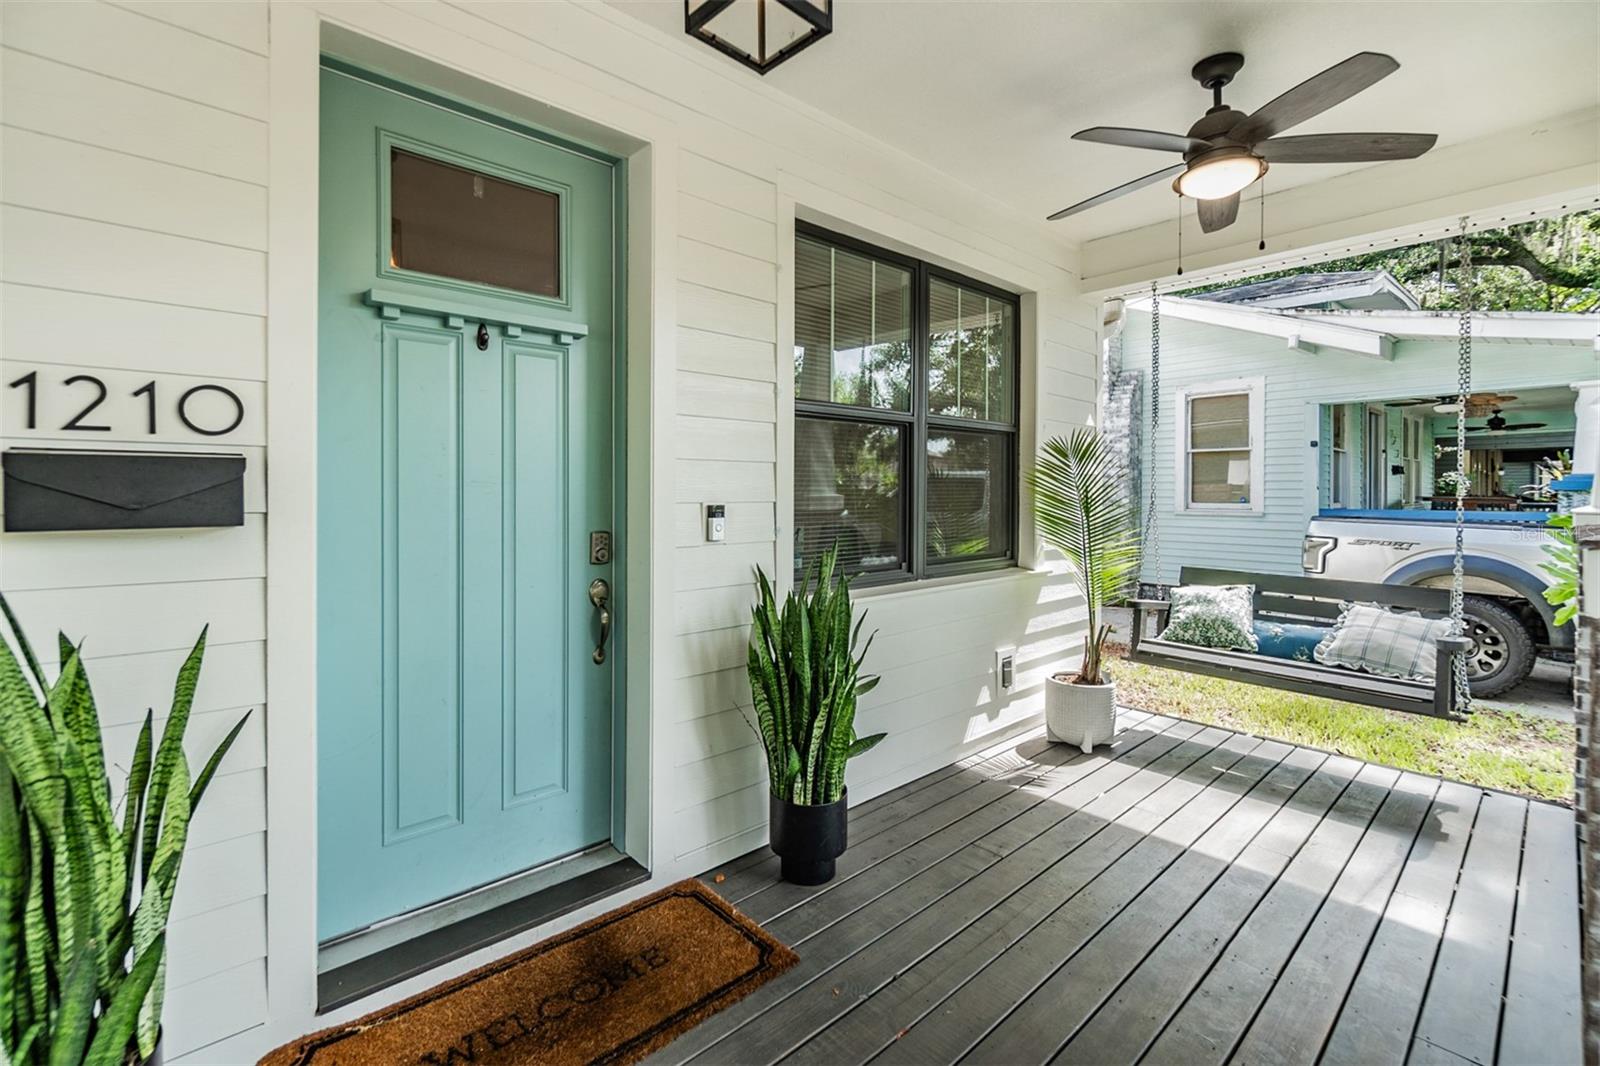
[[0, 1, 1095, 1059], [1119, 310, 1600, 585], [0, 0, 272, 1056]]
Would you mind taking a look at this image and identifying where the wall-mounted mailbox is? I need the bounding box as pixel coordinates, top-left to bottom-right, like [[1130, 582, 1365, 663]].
[[2, 450, 246, 532]]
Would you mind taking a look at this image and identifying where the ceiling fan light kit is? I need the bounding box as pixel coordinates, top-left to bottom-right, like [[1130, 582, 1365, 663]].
[[1050, 50, 1439, 235], [1174, 147, 1267, 200]]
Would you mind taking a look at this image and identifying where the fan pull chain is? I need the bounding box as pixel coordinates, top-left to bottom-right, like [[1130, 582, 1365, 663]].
[[1176, 195, 1184, 276], [1258, 175, 1267, 251]]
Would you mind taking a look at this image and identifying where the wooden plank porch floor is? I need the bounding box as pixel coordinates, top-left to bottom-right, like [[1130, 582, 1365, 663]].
[[658, 710, 1581, 1066]]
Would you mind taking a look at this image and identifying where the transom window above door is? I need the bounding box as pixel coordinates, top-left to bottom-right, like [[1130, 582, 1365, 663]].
[[794, 224, 1020, 586], [389, 147, 562, 298]]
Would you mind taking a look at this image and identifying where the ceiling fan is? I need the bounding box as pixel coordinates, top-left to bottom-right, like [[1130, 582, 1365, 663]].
[[1049, 51, 1438, 233], [1389, 393, 1518, 417], [1471, 409, 1549, 434]]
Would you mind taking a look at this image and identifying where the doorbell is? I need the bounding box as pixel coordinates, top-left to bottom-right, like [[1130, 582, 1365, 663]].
[[705, 504, 726, 543]]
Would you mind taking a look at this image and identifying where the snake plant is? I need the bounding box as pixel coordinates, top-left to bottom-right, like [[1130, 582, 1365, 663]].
[[747, 546, 885, 806], [0, 593, 248, 1066]]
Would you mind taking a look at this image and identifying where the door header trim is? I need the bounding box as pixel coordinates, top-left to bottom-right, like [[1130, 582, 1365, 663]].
[[364, 288, 589, 343]]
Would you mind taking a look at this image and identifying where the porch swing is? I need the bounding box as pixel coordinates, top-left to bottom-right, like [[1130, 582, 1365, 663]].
[[1126, 222, 1478, 719]]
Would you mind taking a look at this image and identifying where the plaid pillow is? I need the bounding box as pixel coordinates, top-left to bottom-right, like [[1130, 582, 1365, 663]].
[[1162, 584, 1258, 651], [1314, 601, 1453, 680]]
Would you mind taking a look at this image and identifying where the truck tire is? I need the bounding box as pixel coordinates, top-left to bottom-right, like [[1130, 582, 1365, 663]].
[[1460, 595, 1536, 698]]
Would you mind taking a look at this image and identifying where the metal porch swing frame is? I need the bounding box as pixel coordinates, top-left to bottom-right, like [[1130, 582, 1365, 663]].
[[1125, 225, 1477, 720]]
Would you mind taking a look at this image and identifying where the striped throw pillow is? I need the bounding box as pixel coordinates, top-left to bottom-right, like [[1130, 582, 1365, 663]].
[[1313, 602, 1453, 681]]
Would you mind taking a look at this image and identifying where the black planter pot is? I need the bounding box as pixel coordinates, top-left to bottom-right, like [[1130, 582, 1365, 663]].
[[769, 789, 848, 885]]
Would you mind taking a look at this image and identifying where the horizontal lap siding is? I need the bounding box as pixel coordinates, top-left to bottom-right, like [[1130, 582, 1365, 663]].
[[0, 0, 270, 1057], [1119, 313, 1600, 584]]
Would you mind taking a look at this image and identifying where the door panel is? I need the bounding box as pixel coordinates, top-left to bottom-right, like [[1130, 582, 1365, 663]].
[[507, 343, 569, 804], [385, 325, 464, 840], [318, 69, 617, 940]]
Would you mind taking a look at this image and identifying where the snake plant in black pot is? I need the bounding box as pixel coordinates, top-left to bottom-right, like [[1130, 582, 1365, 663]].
[[748, 546, 885, 885], [0, 594, 248, 1065]]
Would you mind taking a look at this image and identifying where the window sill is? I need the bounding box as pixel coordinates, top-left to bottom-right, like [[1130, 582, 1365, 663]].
[[1176, 506, 1263, 517], [852, 564, 1044, 603]]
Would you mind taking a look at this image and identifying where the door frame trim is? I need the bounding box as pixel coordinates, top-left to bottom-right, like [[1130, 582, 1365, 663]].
[[267, 9, 675, 1038]]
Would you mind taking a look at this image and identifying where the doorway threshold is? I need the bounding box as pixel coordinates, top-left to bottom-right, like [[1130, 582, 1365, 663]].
[[316, 846, 648, 1012]]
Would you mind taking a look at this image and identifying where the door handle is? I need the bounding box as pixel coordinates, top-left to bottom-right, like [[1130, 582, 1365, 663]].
[[589, 578, 612, 665]]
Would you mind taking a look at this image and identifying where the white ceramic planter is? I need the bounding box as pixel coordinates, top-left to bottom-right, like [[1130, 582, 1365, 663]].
[[1045, 672, 1117, 754]]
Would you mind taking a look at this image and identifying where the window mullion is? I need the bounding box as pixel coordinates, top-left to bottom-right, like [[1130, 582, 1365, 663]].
[[912, 260, 930, 580]]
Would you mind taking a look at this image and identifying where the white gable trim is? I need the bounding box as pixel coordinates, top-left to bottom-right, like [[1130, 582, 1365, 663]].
[[1129, 296, 1394, 360]]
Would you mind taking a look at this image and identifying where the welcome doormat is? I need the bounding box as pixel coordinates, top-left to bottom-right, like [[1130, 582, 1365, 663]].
[[260, 880, 797, 1066]]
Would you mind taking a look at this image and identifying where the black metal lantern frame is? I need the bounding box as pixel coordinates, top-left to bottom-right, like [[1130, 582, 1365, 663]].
[[685, 0, 832, 75]]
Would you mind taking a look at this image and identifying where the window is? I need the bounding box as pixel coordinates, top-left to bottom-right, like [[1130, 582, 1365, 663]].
[[1330, 403, 1353, 507], [1175, 379, 1263, 512], [390, 148, 560, 298], [794, 225, 1019, 585], [1401, 416, 1424, 505]]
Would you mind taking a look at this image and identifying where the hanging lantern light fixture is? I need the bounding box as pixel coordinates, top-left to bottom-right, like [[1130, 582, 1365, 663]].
[[685, 0, 832, 75]]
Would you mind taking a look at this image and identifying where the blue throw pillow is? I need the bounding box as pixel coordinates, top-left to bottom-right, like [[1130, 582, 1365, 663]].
[[1252, 621, 1329, 664]]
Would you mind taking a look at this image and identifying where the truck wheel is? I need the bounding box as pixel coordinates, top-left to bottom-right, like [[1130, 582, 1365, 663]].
[[1460, 596, 1535, 698]]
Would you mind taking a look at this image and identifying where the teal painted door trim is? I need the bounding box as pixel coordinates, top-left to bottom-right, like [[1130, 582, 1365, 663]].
[[363, 288, 588, 342], [318, 66, 621, 940]]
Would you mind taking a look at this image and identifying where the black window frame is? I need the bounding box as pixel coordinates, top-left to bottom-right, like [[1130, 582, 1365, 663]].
[[794, 221, 1021, 588]]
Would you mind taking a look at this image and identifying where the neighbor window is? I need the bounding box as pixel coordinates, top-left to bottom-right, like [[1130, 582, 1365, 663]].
[[1176, 379, 1263, 512], [794, 225, 1019, 584], [1330, 403, 1353, 507], [1401, 416, 1424, 505]]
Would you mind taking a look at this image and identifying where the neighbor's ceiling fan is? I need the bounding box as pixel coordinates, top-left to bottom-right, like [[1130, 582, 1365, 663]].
[[1389, 393, 1518, 418], [1049, 52, 1438, 233], [1470, 409, 1549, 435]]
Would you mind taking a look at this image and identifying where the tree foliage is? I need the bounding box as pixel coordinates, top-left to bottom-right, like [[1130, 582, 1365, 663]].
[[1183, 210, 1600, 312]]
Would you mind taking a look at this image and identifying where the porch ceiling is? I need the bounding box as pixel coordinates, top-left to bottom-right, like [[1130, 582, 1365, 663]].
[[606, 2, 1598, 254]]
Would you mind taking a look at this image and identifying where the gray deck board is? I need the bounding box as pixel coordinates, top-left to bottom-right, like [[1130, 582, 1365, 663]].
[[1055, 753, 1362, 1065], [1498, 800, 1582, 1065], [680, 724, 1233, 1065], [805, 742, 1322, 1066], [647, 718, 1186, 1065], [878, 730, 1273, 1065], [1411, 791, 1529, 1065], [1319, 780, 1481, 1065], [669, 715, 1577, 1066], [1228, 771, 1439, 1065], [1141, 762, 1400, 1066]]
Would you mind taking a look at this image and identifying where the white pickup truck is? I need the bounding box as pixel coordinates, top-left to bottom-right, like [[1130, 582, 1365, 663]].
[[1302, 509, 1569, 696]]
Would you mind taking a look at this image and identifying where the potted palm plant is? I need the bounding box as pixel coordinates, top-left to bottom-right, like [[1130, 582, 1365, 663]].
[[746, 546, 885, 885], [1028, 429, 1140, 754], [0, 594, 248, 1066]]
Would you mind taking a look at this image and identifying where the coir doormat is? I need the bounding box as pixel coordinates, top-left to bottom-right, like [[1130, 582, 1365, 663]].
[[260, 880, 797, 1066]]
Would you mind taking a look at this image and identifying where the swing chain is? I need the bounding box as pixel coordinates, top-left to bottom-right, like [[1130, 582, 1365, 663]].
[[1451, 217, 1474, 714], [1144, 280, 1163, 594]]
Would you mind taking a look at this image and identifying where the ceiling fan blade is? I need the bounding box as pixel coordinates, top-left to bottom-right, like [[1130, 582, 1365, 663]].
[[1073, 126, 1211, 155], [1257, 132, 1437, 163], [1047, 163, 1185, 221], [1230, 52, 1400, 144], [1196, 192, 1240, 234], [1501, 423, 1549, 431]]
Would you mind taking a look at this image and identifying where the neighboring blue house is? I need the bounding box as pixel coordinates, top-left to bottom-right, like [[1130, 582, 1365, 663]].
[[1109, 272, 1600, 585]]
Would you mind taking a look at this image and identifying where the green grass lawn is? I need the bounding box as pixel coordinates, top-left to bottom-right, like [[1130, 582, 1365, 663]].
[[1107, 648, 1574, 804]]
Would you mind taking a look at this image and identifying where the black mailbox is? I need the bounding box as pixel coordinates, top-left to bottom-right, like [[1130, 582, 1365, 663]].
[[3, 450, 246, 532]]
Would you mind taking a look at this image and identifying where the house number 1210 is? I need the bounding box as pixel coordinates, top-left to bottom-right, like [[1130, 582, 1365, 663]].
[[7, 372, 245, 437]]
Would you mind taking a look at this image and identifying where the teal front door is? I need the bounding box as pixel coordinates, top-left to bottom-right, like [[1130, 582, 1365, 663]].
[[317, 69, 618, 940]]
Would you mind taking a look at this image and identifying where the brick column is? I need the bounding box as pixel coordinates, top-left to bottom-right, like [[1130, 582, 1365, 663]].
[[1576, 508, 1599, 1066]]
